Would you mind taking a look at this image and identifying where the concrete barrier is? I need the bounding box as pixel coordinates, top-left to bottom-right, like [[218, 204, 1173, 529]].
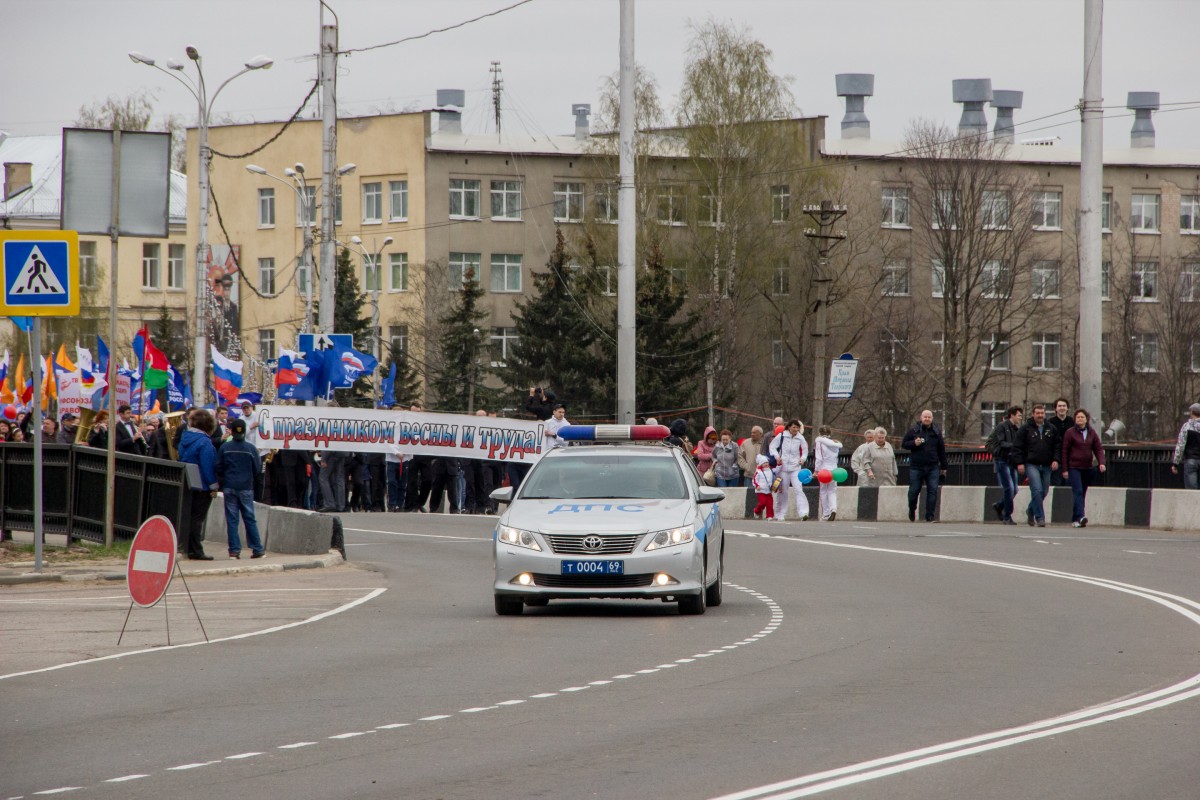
[[943, 485, 988, 522], [1150, 488, 1200, 530], [265, 506, 336, 555], [718, 487, 748, 520], [877, 486, 912, 521]]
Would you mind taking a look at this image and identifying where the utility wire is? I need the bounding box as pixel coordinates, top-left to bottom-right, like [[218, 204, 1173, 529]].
[[340, 0, 536, 56]]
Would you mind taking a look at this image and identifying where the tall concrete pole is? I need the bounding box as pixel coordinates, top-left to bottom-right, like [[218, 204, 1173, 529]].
[[192, 68, 211, 405], [318, 16, 338, 335], [803, 201, 847, 435], [616, 0, 637, 424], [1078, 0, 1104, 423]]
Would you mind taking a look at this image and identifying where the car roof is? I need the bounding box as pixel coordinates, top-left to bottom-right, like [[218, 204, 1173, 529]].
[[542, 444, 680, 458]]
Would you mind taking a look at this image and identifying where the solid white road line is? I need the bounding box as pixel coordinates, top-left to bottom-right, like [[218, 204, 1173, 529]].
[[342, 527, 485, 542]]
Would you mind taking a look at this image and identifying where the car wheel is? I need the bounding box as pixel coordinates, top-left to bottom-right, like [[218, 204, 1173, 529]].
[[524, 597, 549, 607], [704, 549, 723, 607], [679, 558, 707, 615], [495, 595, 524, 615]]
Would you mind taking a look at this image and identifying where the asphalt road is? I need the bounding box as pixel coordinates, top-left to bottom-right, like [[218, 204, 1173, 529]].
[[3, 513, 1200, 800]]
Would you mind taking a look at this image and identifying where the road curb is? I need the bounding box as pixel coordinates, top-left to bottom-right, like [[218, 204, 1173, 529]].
[[0, 551, 345, 586]]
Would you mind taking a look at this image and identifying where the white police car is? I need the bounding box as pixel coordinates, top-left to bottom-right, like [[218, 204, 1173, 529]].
[[491, 425, 725, 615]]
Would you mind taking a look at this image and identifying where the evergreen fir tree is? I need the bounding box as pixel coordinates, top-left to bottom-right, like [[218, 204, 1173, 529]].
[[507, 228, 605, 416], [331, 246, 375, 405], [429, 267, 497, 413]]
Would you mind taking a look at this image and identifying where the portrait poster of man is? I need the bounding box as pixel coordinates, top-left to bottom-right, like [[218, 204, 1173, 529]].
[[206, 244, 241, 354]]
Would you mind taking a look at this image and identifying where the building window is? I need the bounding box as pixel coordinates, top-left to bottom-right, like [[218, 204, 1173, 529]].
[[931, 331, 946, 368], [981, 402, 1005, 437], [1131, 193, 1160, 232], [1133, 332, 1159, 373], [1101, 333, 1110, 372], [449, 179, 481, 219], [449, 252, 480, 290], [1182, 263, 1200, 303], [490, 180, 522, 220], [1032, 190, 1062, 229], [296, 251, 311, 295], [1031, 333, 1061, 371], [389, 180, 408, 221], [1031, 260, 1061, 299], [669, 266, 688, 291], [257, 257, 276, 295], [553, 182, 584, 223], [931, 259, 945, 298], [773, 264, 790, 296], [881, 187, 910, 228], [142, 243, 160, 289], [656, 185, 687, 226], [256, 329, 275, 361], [389, 324, 408, 355], [771, 338, 785, 368], [490, 254, 522, 293], [79, 240, 97, 288], [258, 188, 275, 227], [771, 185, 790, 223], [984, 333, 1011, 371], [362, 182, 383, 223], [1102, 190, 1113, 231], [166, 243, 186, 290], [1136, 406, 1159, 439], [933, 188, 957, 229], [981, 190, 1010, 229], [297, 185, 317, 227], [598, 265, 615, 296], [879, 333, 908, 371], [1191, 339, 1200, 373], [334, 184, 343, 225], [1132, 261, 1158, 301], [981, 260, 1012, 299], [1101, 260, 1111, 300], [362, 254, 381, 292], [698, 192, 719, 227], [389, 253, 409, 292], [595, 184, 618, 223], [882, 260, 910, 296], [1181, 195, 1200, 234], [490, 326, 519, 367]]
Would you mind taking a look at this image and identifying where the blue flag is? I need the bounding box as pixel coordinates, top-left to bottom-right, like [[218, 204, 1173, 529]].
[[379, 361, 397, 408], [276, 349, 323, 401], [321, 343, 378, 394], [96, 336, 110, 377]]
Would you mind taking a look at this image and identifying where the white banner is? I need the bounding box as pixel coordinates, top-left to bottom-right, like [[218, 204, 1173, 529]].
[[256, 406, 547, 463], [57, 372, 83, 418]]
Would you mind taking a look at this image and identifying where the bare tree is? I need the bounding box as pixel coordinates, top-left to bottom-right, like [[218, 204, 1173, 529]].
[[75, 90, 187, 172]]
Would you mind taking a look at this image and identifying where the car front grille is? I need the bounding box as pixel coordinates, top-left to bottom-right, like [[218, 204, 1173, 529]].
[[532, 573, 656, 588], [544, 533, 644, 555]]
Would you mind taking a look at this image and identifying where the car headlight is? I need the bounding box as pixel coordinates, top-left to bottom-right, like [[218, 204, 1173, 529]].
[[496, 525, 542, 552], [645, 524, 696, 551]]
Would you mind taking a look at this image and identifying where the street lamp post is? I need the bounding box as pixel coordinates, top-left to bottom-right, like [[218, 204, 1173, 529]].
[[130, 48, 273, 404], [349, 235, 393, 405]]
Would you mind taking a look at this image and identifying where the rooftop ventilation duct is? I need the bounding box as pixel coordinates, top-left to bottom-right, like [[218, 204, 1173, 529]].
[[835, 73, 874, 139], [952, 78, 993, 138], [990, 90, 1023, 144], [572, 104, 591, 141], [1127, 92, 1160, 148], [436, 89, 466, 134]]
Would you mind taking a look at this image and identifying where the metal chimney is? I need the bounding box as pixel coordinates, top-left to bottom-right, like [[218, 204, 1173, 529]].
[[835, 73, 874, 139], [990, 90, 1023, 144], [436, 89, 465, 134], [952, 78, 993, 138], [1127, 92, 1160, 148], [572, 103, 591, 141]]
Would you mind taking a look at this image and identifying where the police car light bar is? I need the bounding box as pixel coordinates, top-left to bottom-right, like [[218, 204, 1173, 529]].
[[557, 424, 670, 441]]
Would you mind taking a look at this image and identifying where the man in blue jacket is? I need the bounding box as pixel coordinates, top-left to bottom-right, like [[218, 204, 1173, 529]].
[[216, 418, 265, 559]]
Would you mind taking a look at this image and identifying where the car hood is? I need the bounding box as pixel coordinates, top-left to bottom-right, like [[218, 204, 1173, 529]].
[[504, 498, 695, 534]]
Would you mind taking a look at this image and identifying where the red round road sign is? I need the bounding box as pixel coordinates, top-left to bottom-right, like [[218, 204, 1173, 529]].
[[127, 516, 179, 608]]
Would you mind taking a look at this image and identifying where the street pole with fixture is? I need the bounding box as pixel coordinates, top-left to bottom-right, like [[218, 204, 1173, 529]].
[[349, 235, 392, 405], [129, 48, 273, 404], [319, 13, 339, 336], [246, 164, 314, 332], [467, 328, 482, 415], [803, 201, 848, 434], [615, 0, 636, 424]]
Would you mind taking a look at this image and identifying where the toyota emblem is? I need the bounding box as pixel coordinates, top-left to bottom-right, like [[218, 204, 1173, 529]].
[[582, 535, 603, 550]]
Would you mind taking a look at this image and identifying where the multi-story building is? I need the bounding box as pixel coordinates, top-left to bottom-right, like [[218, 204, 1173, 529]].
[[0, 132, 190, 366]]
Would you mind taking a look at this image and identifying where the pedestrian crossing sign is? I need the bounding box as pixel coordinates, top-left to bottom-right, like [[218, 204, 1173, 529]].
[[0, 230, 79, 316]]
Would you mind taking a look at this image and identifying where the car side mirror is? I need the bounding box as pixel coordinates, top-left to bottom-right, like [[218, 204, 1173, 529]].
[[490, 486, 515, 505], [697, 486, 725, 504]]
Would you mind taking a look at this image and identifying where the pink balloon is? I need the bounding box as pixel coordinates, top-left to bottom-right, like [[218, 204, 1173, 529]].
[[816, 469, 833, 484]]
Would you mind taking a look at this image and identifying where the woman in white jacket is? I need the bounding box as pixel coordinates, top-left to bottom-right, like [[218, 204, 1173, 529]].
[[813, 425, 843, 521], [768, 419, 810, 521]]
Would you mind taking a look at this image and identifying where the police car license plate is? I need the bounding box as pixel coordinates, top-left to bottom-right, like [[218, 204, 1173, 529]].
[[561, 559, 624, 575]]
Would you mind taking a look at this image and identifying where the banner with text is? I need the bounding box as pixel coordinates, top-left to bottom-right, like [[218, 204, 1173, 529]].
[[256, 406, 547, 463]]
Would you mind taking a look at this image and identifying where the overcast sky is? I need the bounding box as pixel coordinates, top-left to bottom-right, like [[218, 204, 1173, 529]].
[[5, 0, 1199, 150]]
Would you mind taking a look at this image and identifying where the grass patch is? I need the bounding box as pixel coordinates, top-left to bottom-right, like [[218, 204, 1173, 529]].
[[0, 538, 133, 563]]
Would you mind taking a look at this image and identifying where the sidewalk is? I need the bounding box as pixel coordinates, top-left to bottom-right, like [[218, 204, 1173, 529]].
[[0, 531, 344, 587]]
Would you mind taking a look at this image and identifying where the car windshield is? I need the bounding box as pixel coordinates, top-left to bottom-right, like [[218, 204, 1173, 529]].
[[519, 453, 688, 500]]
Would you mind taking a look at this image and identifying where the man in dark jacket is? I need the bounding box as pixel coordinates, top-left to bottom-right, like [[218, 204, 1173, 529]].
[[901, 409, 948, 522], [113, 403, 148, 455], [1013, 403, 1059, 527], [215, 418, 264, 559], [57, 412, 79, 444], [1047, 397, 1072, 486], [985, 406, 1023, 525]]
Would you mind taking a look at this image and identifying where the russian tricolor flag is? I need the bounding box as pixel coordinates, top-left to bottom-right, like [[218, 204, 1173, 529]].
[[210, 345, 243, 405], [275, 350, 305, 386]]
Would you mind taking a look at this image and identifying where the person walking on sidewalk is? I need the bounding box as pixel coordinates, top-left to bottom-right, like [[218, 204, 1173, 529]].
[[985, 406, 1023, 525], [902, 410, 947, 522], [1013, 403, 1060, 527], [216, 418, 265, 559], [813, 425, 842, 521], [1170, 403, 1200, 489], [1061, 408, 1106, 527], [769, 419, 810, 521]]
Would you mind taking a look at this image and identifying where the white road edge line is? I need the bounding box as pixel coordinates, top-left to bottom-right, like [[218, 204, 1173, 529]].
[[342, 527, 485, 542], [0, 588, 388, 681], [104, 775, 148, 782]]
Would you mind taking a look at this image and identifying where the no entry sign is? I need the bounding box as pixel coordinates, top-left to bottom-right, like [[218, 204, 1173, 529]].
[[127, 516, 178, 608]]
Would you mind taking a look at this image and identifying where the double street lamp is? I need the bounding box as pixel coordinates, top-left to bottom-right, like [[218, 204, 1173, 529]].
[[346, 235, 393, 403], [129, 46, 273, 404]]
